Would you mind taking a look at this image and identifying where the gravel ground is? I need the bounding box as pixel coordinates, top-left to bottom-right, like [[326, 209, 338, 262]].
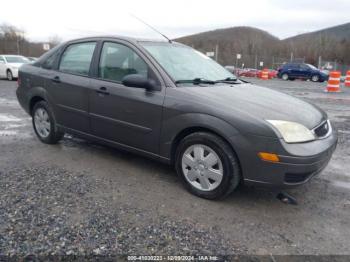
[[0, 165, 243, 256], [0, 78, 350, 259]]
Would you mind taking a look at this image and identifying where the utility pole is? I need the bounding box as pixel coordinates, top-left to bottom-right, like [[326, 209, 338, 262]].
[[254, 54, 257, 69], [16, 37, 20, 55], [318, 56, 322, 69], [215, 44, 219, 62], [15, 30, 24, 55]]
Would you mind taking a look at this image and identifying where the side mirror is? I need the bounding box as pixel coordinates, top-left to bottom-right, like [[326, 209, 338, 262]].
[[122, 74, 159, 91], [0, 60, 4, 64]]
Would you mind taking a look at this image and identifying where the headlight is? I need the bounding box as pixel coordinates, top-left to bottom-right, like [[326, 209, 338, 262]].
[[266, 120, 315, 143]]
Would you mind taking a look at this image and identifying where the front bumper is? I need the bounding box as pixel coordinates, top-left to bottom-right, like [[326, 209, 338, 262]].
[[320, 74, 329, 82], [230, 128, 338, 188]]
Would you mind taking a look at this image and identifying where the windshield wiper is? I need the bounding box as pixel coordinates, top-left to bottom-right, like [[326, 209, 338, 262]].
[[175, 78, 216, 85], [215, 77, 241, 84]]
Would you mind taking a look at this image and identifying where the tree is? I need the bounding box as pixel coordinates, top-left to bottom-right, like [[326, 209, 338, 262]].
[[48, 35, 63, 47]]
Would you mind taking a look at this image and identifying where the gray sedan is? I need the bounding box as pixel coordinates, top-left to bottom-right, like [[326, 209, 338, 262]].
[[16, 36, 337, 199]]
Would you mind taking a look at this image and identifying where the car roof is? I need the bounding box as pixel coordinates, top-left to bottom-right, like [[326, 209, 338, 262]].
[[285, 62, 305, 65], [66, 35, 165, 43], [64, 35, 185, 47], [35, 35, 189, 66]]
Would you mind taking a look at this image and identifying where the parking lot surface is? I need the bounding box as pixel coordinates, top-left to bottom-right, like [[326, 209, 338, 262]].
[[0, 78, 350, 256]]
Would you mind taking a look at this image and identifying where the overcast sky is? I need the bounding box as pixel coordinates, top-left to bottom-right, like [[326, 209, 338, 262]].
[[1, 0, 349, 42]]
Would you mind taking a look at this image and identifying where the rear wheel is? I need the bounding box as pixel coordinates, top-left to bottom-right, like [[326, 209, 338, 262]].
[[7, 70, 13, 81], [281, 73, 289, 81], [175, 132, 241, 200], [32, 101, 64, 144]]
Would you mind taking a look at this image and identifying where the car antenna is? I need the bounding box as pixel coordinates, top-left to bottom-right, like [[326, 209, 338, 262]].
[[130, 14, 172, 43]]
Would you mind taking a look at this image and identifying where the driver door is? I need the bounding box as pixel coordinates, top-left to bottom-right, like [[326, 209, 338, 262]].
[[299, 64, 311, 79], [88, 41, 165, 154]]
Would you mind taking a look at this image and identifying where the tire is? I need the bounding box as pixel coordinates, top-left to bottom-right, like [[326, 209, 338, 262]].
[[175, 132, 241, 200], [289, 78, 295, 81], [7, 70, 13, 81], [311, 75, 319, 82], [281, 73, 289, 81], [32, 101, 64, 144]]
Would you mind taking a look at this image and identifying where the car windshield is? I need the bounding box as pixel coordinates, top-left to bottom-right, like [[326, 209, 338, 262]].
[[140, 42, 238, 84], [5, 56, 30, 63]]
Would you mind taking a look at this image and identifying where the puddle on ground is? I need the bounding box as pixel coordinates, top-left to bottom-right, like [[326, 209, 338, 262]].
[[338, 130, 350, 135], [3, 123, 26, 129], [0, 113, 31, 139], [0, 114, 22, 122], [0, 130, 18, 136], [0, 97, 18, 106], [332, 181, 350, 190]]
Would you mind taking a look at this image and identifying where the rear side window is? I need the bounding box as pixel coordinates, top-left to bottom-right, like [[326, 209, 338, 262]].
[[285, 64, 298, 69], [59, 42, 96, 76], [98, 42, 148, 82]]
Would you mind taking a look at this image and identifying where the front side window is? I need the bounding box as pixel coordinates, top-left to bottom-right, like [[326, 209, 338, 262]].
[[140, 42, 234, 82], [99, 42, 148, 82], [59, 42, 96, 76], [41, 50, 60, 69], [300, 64, 310, 70], [0, 56, 5, 63]]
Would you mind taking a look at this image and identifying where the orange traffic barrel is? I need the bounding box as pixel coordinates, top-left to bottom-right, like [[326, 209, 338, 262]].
[[261, 68, 269, 80], [345, 70, 350, 87], [325, 71, 341, 92]]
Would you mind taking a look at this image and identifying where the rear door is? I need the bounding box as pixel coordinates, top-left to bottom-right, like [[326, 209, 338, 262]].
[[288, 64, 300, 78], [88, 40, 165, 154], [46, 41, 97, 133]]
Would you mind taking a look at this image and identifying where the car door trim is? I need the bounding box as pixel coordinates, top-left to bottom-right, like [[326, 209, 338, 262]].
[[57, 103, 89, 116], [89, 112, 153, 134]]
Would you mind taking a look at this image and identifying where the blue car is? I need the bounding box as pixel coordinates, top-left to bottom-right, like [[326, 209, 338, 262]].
[[277, 63, 329, 82]]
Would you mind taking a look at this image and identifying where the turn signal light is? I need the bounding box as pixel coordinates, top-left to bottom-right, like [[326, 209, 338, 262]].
[[258, 152, 280, 162]]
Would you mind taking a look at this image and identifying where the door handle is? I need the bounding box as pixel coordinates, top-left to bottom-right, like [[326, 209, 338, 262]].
[[96, 86, 109, 96], [52, 76, 61, 83]]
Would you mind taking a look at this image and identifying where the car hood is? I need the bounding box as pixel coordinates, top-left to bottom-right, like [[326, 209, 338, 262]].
[[175, 83, 326, 130], [8, 63, 25, 68]]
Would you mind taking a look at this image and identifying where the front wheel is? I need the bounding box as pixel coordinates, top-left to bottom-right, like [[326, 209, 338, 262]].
[[311, 75, 319, 82], [7, 70, 13, 81], [32, 101, 64, 144], [175, 132, 241, 200]]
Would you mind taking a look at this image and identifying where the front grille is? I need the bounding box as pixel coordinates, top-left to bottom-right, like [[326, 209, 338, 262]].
[[313, 120, 331, 138], [284, 172, 312, 183]]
